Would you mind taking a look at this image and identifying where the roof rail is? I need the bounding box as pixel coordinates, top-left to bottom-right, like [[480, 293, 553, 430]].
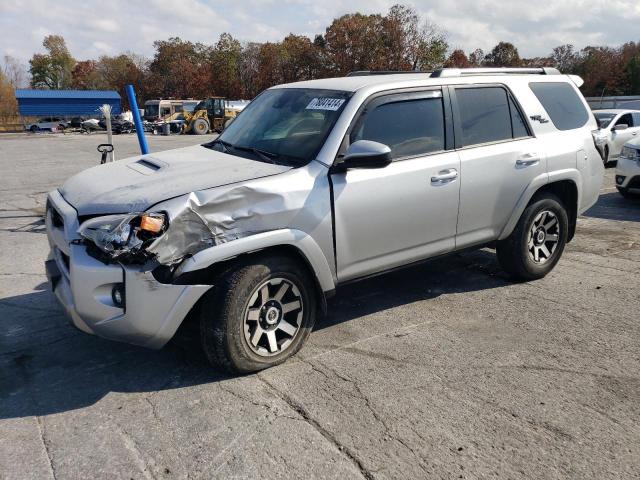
[[346, 70, 430, 77], [430, 67, 561, 78]]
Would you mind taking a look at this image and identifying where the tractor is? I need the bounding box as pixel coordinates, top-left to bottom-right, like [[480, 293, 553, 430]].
[[183, 97, 238, 135]]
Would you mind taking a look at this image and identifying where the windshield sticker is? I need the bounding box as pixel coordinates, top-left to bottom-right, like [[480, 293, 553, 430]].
[[306, 98, 346, 111]]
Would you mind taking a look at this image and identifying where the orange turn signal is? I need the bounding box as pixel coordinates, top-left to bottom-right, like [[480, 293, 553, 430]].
[[139, 214, 164, 233]]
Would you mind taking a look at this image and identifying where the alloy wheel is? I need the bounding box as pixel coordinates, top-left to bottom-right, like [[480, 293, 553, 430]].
[[527, 210, 560, 264], [243, 277, 303, 357]]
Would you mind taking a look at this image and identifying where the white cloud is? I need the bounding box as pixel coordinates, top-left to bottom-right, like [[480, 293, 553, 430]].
[[1, 0, 639, 66]]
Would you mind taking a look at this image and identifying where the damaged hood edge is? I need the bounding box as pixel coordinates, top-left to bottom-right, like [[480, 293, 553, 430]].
[[60, 144, 293, 216]]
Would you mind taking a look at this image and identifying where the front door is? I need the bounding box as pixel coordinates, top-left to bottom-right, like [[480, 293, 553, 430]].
[[611, 113, 640, 158], [331, 89, 460, 282]]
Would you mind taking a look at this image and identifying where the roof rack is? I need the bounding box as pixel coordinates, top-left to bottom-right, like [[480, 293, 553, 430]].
[[430, 67, 561, 78], [346, 70, 430, 77]]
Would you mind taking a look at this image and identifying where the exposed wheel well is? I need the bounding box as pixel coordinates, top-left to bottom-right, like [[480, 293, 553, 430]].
[[532, 180, 578, 241], [170, 245, 329, 313]]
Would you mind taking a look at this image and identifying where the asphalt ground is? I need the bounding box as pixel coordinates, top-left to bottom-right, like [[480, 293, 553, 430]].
[[1, 132, 639, 479]]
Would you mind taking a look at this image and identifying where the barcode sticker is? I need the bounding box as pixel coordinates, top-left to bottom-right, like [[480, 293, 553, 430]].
[[306, 98, 346, 111]]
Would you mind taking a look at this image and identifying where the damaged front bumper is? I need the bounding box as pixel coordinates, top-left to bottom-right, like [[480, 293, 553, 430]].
[[45, 190, 212, 349]]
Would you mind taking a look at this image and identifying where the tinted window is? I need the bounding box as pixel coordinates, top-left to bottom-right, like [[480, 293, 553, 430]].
[[633, 113, 640, 126], [616, 113, 634, 127], [351, 96, 445, 159], [456, 87, 513, 146], [509, 96, 529, 138], [529, 82, 589, 131]]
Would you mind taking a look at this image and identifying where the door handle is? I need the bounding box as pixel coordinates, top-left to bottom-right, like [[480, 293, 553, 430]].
[[516, 154, 540, 167], [632, 132, 638, 136], [431, 168, 458, 185]]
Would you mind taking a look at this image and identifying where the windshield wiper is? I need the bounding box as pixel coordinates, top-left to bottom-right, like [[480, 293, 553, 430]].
[[204, 138, 233, 152], [232, 145, 278, 164]]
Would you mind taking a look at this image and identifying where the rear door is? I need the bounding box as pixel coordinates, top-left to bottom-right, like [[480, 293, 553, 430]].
[[451, 84, 543, 247], [331, 88, 461, 281]]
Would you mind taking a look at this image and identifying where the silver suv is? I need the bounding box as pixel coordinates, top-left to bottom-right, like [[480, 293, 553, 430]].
[[45, 68, 604, 372]]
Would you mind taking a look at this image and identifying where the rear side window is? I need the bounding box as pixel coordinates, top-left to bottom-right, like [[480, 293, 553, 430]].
[[529, 82, 589, 131], [455, 87, 514, 146], [351, 95, 445, 159], [633, 113, 640, 126]]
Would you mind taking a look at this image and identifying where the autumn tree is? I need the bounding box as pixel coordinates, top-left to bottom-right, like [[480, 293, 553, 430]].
[[210, 33, 243, 98], [71, 60, 100, 89], [444, 49, 470, 68], [324, 13, 386, 74], [550, 44, 579, 73], [29, 35, 75, 89], [95, 54, 147, 109], [147, 38, 212, 99], [484, 42, 521, 67], [468, 48, 485, 67], [0, 70, 18, 116]]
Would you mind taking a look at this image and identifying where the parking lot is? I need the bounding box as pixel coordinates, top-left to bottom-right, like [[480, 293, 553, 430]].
[[1, 132, 639, 479]]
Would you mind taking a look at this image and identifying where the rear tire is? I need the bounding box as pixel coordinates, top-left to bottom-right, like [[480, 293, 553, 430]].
[[30, 125, 38, 133], [200, 255, 317, 373], [192, 118, 209, 135], [496, 193, 568, 281]]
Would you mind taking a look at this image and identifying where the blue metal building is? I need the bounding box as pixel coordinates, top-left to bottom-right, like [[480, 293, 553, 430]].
[[15, 89, 121, 117]]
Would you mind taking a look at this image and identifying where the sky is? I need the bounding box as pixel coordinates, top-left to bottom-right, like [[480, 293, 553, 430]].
[[2, 0, 640, 66]]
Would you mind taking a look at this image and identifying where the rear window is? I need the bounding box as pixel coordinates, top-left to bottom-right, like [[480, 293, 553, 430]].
[[529, 82, 589, 131]]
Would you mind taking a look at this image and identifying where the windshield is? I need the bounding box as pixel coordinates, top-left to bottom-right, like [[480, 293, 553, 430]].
[[594, 112, 616, 128], [213, 88, 351, 165], [144, 104, 159, 117]]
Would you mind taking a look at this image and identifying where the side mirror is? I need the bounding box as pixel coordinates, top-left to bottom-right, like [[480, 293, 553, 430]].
[[336, 140, 392, 171], [614, 124, 629, 131]]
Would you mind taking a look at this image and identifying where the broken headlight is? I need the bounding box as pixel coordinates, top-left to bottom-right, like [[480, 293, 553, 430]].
[[78, 213, 167, 260]]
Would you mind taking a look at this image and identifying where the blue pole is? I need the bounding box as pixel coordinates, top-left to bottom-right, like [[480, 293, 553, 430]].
[[125, 84, 149, 155]]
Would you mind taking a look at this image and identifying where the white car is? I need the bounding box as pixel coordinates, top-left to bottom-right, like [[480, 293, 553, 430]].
[[615, 139, 640, 198], [25, 117, 68, 133], [592, 109, 640, 164]]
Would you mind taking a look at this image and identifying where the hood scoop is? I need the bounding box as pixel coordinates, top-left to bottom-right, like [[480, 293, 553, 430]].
[[127, 157, 168, 175]]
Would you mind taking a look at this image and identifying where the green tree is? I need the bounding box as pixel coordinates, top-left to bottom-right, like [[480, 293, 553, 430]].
[[550, 44, 578, 73], [29, 35, 75, 89], [484, 42, 521, 67], [210, 33, 243, 98]]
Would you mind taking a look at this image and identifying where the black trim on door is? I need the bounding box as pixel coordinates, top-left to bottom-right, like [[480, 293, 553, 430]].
[[333, 86, 453, 164], [448, 83, 534, 150]]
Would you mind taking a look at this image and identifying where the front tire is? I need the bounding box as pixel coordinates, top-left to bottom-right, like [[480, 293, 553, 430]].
[[192, 118, 209, 135], [496, 193, 568, 281], [200, 255, 317, 373]]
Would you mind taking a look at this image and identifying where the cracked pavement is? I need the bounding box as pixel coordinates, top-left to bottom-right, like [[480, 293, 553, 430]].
[[1, 133, 639, 479]]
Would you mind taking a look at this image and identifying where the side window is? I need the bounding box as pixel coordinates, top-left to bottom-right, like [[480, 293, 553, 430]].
[[350, 95, 445, 159], [161, 106, 171, 116], [529, 82, 589, 131], [633, 113, 640, 126], [616, 113, 633, 127], [456, 87, 513, 146]]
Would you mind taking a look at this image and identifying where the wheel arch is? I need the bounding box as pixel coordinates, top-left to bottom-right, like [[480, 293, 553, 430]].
[[500, 172, 580, 242], [171, 229, 336, 313]]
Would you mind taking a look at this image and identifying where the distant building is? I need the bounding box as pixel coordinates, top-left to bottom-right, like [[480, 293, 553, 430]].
[[15, 89, 121, 117], [586, 96, 640, 111]]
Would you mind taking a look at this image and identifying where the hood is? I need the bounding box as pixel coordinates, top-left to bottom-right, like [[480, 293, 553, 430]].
[[60, 145, 292, 216]]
